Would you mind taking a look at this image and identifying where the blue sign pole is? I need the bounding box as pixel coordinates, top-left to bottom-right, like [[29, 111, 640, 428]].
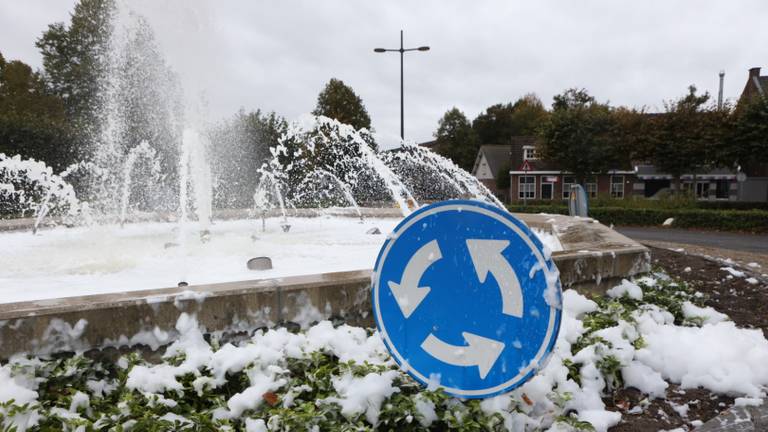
[[372, 200, 562, 398]]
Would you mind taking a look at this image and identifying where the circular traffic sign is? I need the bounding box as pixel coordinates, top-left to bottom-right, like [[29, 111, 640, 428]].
[[372, 200, 562, 398]]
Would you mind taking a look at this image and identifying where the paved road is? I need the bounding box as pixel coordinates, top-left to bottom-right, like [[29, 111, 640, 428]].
[[616, 226, 768, 254]]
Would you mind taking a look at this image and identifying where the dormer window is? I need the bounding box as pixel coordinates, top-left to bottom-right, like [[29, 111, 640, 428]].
[[523, 145, 538, 161]]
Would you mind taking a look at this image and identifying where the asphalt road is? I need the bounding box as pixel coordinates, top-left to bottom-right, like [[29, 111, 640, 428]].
[[616, 226, 768, 254]]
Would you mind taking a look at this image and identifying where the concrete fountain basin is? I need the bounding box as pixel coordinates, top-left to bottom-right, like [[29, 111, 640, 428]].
[[0, 209, 648, 359]]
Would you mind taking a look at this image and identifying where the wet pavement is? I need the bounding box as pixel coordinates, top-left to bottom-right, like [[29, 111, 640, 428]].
[[617, 227, 768, 254]]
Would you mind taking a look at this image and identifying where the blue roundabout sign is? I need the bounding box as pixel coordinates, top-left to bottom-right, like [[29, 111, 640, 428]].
[[372, 200, 562, 398]]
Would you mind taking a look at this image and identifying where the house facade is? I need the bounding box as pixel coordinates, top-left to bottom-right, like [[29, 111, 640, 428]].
[[633, 165, 739, 200], [736, 67, 768, 202], [470, 67, 768, 203], [506, 136, 637, 202], [470, 144, 511, 202]]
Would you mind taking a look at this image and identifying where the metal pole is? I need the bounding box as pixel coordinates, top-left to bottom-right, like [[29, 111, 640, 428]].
[[400, 30, 404, 140], [373, 32, 428, 140], [523, 168, 528, 206]]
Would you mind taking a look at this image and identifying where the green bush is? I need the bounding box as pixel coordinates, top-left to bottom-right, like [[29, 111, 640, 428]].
[[508, 195, 768, 212], [507, 204, 768, 233], [507, 204, 568, 215], [590, 207, 768, 233], [695, 201, 768, 211]]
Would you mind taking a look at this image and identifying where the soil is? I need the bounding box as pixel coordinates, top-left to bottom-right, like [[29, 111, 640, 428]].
[[651, 246, 768, 339], [606, 246, 768, 432]]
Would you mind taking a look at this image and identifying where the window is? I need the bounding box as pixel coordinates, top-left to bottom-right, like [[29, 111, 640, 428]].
[[586, 177, 598, 198], [695, 182, 710, 199], [541, 179, 554, 200], [518, 176, 535, 199], [562, 176, 575, 199], [523, 146, 538, 161], [715, 180, 729, 199], [610, 175, 625, 198]]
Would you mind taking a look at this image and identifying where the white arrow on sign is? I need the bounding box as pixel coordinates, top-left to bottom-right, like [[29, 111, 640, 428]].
[[388, 239, 442, 318], [466, 239, 524, 318], [421, 332, 506, 379]]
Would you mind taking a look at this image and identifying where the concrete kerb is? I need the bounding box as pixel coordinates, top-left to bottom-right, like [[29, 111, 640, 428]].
[[0, 207, 405, 232], [0, 210, 650, 359], [695, 402, 768, 431], [0, 270, 373, 359]]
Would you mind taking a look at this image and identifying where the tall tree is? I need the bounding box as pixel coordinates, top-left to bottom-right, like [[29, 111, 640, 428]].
[[433, 107, 479, 170], [509, 94, 549, 136], [0, 53, 74, 169], [472, 103, 515, 145], [611, 106, 655, 163], [472, 94, 548, 145], [312, 78, 373, 132], [539, 89, 619, 184], [650, 86, 724, 192], [725, 95, 768, 171], [36, 0, 115, 141]]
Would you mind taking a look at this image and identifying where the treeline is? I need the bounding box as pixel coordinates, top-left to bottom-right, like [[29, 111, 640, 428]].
[[432, 87, 768, 188], [0, 0, 378, 210], [4, 0, 767, 206]]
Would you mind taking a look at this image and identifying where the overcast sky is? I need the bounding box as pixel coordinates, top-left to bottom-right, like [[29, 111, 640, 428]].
[[1, 1, 766, 148]]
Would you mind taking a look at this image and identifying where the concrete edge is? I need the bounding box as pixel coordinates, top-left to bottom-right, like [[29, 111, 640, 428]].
[[0, 210, 651, 358]]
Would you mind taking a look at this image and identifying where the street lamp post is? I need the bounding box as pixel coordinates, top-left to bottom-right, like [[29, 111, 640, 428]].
[[374, 30, 429, 140]]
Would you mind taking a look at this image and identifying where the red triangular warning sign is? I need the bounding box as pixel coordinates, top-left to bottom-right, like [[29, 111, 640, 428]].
[[520, 160, 532, 171]]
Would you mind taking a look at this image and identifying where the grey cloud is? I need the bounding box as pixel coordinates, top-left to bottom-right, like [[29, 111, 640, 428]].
[[1, 0, 766, 148]]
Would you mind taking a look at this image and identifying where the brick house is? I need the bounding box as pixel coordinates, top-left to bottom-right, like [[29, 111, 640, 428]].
[[740, 66, 767, 102], [734, 67, 768, 201], [471, 67, 768, 203], [505, 136, 636, 203]]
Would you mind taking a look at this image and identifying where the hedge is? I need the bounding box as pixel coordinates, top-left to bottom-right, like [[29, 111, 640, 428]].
[[507, 198, 768, 212], [508, 205, 768, 233], [695, 201, 768, 211]]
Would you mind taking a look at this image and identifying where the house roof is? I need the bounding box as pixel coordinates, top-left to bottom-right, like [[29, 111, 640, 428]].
[[740, 67, 767, 102], [509, 136, 560, 172], [473, 144, 511, 178]]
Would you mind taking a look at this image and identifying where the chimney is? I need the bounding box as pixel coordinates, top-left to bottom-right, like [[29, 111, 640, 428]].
[[749, 67, 761, 78], [718, 70, 725, 109]]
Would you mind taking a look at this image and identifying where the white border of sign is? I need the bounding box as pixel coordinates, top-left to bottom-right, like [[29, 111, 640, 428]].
[[372, 201, 561, 398]]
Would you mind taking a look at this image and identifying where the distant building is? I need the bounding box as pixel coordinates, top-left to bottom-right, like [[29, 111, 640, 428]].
[[735, 67, 768, 202], [470, 144, 511, 201], [469, 66, 768, 203], [740, 67, 767, 102], [505, 136, 636, 202]]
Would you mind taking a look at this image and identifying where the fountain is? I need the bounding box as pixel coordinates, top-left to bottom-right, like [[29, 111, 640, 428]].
[[253, 169, 288, 232], [178, 128, 214, 245], [118, 141, 161, 227], [296, 169, 364, 222], [0, 2, 651, 365], [0, 153, 83, 230], [265, 115, 419, 217]]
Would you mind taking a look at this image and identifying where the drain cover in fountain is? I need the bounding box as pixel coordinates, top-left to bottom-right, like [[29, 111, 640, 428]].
[[247, 257, 273, 271]]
